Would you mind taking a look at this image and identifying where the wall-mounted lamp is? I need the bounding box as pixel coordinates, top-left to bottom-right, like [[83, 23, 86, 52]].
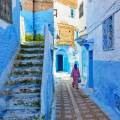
[[53, 9, 57, 17], [20, 2, 22, 11], [56, 34, 60, 40]]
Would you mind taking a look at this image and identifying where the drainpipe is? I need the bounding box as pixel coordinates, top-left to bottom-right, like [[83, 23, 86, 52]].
[[33, 0, 36, 41]]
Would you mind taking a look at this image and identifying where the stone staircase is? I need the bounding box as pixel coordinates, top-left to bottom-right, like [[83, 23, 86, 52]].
[[0, 42, 44, 120]]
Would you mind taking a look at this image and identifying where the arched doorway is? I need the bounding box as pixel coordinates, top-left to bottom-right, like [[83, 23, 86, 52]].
[[56, 48, 70, 73]]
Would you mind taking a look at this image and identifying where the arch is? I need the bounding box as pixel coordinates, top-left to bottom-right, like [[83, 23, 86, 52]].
[[56, 48, 70, 72]]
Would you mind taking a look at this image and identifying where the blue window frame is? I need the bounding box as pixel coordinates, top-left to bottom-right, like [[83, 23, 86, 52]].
[[103, 16, 114, 50]]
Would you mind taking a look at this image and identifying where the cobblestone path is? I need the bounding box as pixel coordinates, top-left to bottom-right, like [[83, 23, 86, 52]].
[[55, 80, 110, 120]]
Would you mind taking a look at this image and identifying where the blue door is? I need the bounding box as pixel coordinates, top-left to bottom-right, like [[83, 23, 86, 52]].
[[56, 55, 63, 72], [88, 50, 93, 88]]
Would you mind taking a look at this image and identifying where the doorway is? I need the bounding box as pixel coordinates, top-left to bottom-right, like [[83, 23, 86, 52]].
[[57, 55, 63, 72], [88, 50, 93, 88]]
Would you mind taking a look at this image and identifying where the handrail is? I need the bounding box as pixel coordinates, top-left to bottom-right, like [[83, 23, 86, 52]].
[[41, 25, 54, 120]]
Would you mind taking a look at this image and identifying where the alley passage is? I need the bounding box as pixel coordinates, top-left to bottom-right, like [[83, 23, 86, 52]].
[[55, 77, 110, 120]]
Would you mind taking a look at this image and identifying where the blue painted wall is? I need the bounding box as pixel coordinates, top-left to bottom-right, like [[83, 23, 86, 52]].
[[94, 60, 120, 113], [34, 9, 54, 35], [21, 9, 54, 35], [0, 0, 20, 76], [21, 10, 33, 34]]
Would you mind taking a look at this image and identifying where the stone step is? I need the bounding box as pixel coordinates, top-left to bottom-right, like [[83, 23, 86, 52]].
[[14, 62, 43, 68], [0, 86, 40, 96], [4, 109, 40, 120], [11, 86, 41, 94], [11, 70, 42, 76], [18, 53, 44, 57], [20, 48, 44, 54], [13, 66, 43, 73], [9, 76, 41, 82], [6, 78, 41, 86], [0, 93, 40, 99], [21, 47, 43, 51], [10, 74, 42, 79], [21, 43, 44, 48], [16, 54, 44, 60], [8, 98, 40, 109], [15, 59, 43, 64]]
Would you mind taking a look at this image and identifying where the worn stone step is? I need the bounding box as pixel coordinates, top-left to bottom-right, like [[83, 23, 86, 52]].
[[13, 66, 43, 73], [11, 70, 42, 76], [10, 74, 42, 80], [8, 99, 40, 109], [0, 89, 13, 96], [21, 47, 43, 51], [6, 78, 41, 86], [0, 86, 40, 96], [14, 60, 43, 67], [11, 86, 41, 94], [15, 59, 43, 64], [14, 62, 43, 68], [17, 53, 44, 57], [21, 43, 44, 48], [4, 109, 40, 120], [9, 76, 41, 82], [20, 49, 44, 54], [16, 54, 44, 60], [0, 93, 40, 99]]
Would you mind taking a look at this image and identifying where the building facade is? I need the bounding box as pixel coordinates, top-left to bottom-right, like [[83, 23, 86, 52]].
[[79, 0, 120, 114], [0, 0, 20, 89], [54, 0, 81, 74], [21, 0, 54, 41]]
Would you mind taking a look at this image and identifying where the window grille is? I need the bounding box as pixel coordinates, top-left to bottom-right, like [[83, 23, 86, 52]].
[[79, 2, 83, 18], [103, 16, 114, 50], [0, 0, 12, 23]]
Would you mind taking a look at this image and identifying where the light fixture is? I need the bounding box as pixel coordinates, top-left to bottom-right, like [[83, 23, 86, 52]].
[[53, 9, 57, 17]]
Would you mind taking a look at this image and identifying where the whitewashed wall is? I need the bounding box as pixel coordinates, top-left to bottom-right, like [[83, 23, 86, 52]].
[[86, 0, 120, 61], [54, 1, 79, 27]]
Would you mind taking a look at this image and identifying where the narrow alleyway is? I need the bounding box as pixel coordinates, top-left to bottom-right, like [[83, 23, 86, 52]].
[[55, 73, 110, 120]]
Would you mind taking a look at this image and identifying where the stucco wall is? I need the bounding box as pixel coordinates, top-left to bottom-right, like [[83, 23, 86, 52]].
[[86, 0, 120, 114], [34, 9, 54, 35], [54, 1, 79, 27], [41, 25, 54, 120], [21, 8, 54, 35], [21, 10, 33, 34], [0, 0, 20, 88]]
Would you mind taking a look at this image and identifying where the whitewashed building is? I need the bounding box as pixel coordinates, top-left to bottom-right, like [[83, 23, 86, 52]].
[[77, 0, 120, 114], [53, 0, 82, 74]]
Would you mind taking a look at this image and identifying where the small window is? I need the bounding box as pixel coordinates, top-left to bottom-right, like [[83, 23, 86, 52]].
[[0, 0, 12, 23], [103, 16, 114, 50], [79, 2, 83, 18], [71, 8, 75, 18]]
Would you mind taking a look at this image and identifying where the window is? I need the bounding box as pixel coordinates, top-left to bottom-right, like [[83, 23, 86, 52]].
[[79, 2, 83, 18], [103, 16, 114, 50], [0, 0, 12, 23], [71, 8, 75, 18]]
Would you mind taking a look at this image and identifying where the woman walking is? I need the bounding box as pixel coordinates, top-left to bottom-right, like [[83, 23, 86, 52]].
[[71, 63, 80, 89]]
